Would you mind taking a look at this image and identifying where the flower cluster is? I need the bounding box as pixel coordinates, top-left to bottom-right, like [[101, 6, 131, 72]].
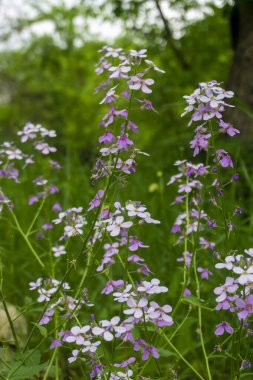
[[214, 249, 253, 333], [23, 46, 174, 379]]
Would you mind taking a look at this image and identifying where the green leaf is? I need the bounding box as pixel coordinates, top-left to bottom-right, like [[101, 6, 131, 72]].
[[182, 296, 214, 311], [31, 322, 48, 337], [8, 362, 48, 380]]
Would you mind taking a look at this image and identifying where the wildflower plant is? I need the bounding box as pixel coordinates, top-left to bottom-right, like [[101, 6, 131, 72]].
[[0, 47, 252, 380], [169, 80, 253, 379]]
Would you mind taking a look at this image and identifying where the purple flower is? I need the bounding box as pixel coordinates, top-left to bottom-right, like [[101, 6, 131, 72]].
[[236, 295, 253, 320], [99, 85, 118, 104], [90, 364, 103, 378], [214, 277, 238, 302], [215, 322, 234, 336], [117, 134, 134, 150], [101, 280, 124, 295], [216, 149, 233, 168], [88, 190, 104, 211], [197, 267, 213, 280], [42, 223, 53, 231], [52, 202, 62, 212], [137, 98, 157, 112], [28, 195, 39, 205], [50, 339, 63, 349], [184, 288, 191, 297], [128, 236, 149, 251], [99, 131, 116, 145], [114, 357, 136, 368], [219, 120, 239, 136], [142, 345, 159, 361], [39, 309, 54, 325]]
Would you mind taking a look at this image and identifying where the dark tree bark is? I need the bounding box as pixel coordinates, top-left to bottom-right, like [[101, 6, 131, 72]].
[[228, 0, 253, 135]]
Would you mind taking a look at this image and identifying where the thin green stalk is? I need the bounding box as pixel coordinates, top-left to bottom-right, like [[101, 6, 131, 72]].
[[172, 188, 189, 316], [42, 347, 58, 380], [159, 330, 205, 380], [9, 209, 45, 268], [0, 290, 21, 351], [193, 252, 212, 380], [26, 197, 46, 236]]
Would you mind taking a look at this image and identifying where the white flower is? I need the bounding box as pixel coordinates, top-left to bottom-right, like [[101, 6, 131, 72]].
[[92, 327, 113, 341], [130, 49, 147, 58], [128, 76, 154, 94], [52, 245, 66, 257], [113, 284, 135, 303], [233, 266, 253, 285], [81, 340, 101, 353], [68, 349, 80, 363], [137, 279, 168, 294], [106, 216, 133, 237], [101, 316, 126, 335], [64, 223, 83, 237], [145, 59, 165, 73], [66, 325, 91, 345], [35, 141, 57, 155], [124, 297, 148, 319], [29, 278, 42, 290], [109, 65, 131, 78], [126, 203, 147, 218], [5, 148, 23, 160], [37, 287, 57, 302]]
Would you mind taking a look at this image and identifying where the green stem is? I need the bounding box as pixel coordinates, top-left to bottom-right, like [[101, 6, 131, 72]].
[[9, 209, 45, 268], [0, 290, 21, 351], [193, 252, 212, 380], [26, 197, 46, 236], [172, 188, 189, 316], [159, 330, 205, 380], [42, 347, 58, 380]]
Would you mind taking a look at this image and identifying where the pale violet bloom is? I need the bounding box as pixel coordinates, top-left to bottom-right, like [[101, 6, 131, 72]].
[[101, 316, 126, 335], [214, 277, 238, 302], [233, 266, 253, 285], [137, 279, 168, 294], [126, 203, 147, 218], [37, 287, 57, 302], [5, 148, 23, 160], [106, 216, 133, 237], [112, 370, 134, 379], [81, 340, 101, 353], [145, 59, 165, 73], [64, 223, 83, 237], [92, 326, 114, 341], [99, 86, 119, 105], [35, 141, 57, 155], [29, 278, 42, 290], [124, 298, 148, 318], [130, 49, 147, 58], [215, 255, 237, 270], [52, 245, 66, 257], [65, 325, 91, 345], [104, 47, 122, 58], [113, 284, 135, 303], [109, 65, 131, 78], [128, 76, 154, 94], [68, 349, 80, 363]]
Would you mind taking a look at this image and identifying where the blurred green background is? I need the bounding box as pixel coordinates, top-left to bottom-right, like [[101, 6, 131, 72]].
[[1, 1, 253, 378]]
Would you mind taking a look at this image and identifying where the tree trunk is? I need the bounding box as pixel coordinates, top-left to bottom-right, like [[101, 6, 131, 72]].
[[228, 0, 253, 136]]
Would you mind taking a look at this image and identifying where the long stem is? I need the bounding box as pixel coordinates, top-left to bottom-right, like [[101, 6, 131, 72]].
[[172, 187, 189, 316], [159, 330, 206, 380], [193, 253, 212, 380], [9, 209, 45, 268]]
